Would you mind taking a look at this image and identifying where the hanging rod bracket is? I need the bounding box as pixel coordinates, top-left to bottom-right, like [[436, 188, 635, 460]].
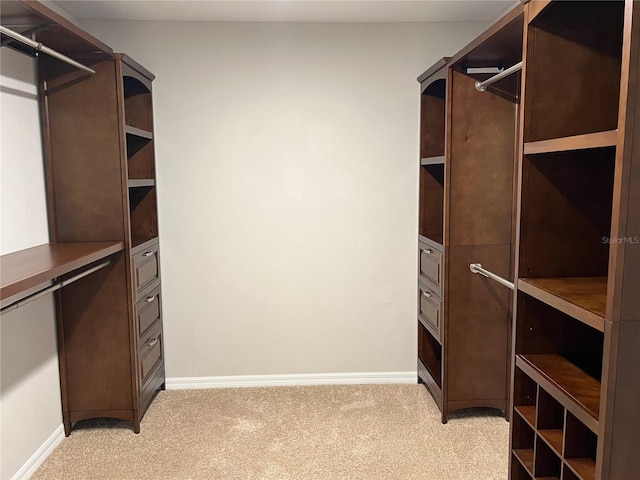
[[474, 61, 523, 92]]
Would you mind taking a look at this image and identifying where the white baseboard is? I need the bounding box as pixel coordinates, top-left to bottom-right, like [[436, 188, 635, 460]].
[[11, 424, 64, 480], [166, 371, 417, 390]]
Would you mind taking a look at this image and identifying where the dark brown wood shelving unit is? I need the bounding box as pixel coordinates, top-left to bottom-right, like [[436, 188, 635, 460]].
[[509, 2, 640, 478]]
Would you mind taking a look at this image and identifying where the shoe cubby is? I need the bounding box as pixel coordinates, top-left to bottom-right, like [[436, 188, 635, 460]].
[[524, 1, 624, 143], [512, 412, 535, 477], [536, 388, 564, 456], [513, 366, 537, 428], [126, 131, 155, 180], [534, 437, 562, 479], [564, 412, 597, 480]]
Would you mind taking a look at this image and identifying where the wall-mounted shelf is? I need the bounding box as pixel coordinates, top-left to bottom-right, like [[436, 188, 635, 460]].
[[1, 242, 124, 302]]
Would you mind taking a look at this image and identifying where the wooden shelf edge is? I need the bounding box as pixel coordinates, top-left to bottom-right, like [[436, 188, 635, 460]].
[[515, 355, 599, 434], [523, 130, 618, 155], [1, 242, 124, 301], [125, 125, 153, 140], [512, 449, 535, 476], [514, 405, 537, 429], [128, 179, 155, 188], [517, 278, 605, 332], [420, 155, 446, 166], [538, 429, 564, 457], [565, 458, 596, 480]]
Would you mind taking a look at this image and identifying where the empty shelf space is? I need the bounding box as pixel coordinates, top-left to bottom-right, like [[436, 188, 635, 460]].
[[1, 242, 124, 301], [128, 179, 155, 188], [513, 449, 534, 475], [565, 458, 596, 480], [516, 354, 600, 432], [125, 125, 153, 140], [517, 278, 606, 332], [538, 429, 564, 456], [420, 155, 446, 166], [524, 131, 618, 155], [514, 405, 537, 429]]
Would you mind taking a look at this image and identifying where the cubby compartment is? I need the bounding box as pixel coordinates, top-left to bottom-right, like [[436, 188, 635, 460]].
[[525, 1, 624, 142], [513, 366, 537, 428], [512, 413, 535, 477], [564, 412, 597, 480], [511, 460, 533, 480], [123, 75, 154, 132], [129, 186, 158, 248], [562, 466, 581, 480], [536, 388, 564, 456], [420, 78, 446, 160], [515, 293, 603, 431], [534, 436, 562, 479], [520, 148, 615, 280], [419, 163, 444, 246], [126, 133, 155, 180], [418, 322, 441, 388]]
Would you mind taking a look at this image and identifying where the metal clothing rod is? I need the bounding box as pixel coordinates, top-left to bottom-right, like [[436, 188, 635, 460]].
[[475, 61, 523, 92], [469, 263, 514, 291], [0, 25, 96, 74], [0, 260, 110, 315]]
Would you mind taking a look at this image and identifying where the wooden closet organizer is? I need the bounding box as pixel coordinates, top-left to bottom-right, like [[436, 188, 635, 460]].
[[417, 5, 524, 423], [0, 0, 165, 435], [418, 0, 640, 478]]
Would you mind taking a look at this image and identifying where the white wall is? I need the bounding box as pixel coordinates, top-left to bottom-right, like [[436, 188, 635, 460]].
[[80, 20, 489, 379], [0, 48, 62, 479]]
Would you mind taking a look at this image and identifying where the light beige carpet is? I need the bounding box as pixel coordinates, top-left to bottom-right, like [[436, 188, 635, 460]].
[[32, 384, 509, 480]]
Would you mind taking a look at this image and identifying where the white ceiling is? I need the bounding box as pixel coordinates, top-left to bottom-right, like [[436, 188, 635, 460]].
[[53, 0, 515, 23]]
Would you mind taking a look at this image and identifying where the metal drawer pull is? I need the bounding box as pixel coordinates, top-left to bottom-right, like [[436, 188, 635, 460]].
[[147, 337, 158, 347], [469, 263, 514, 290], [422, 291, 432, 298], [145, 295, 156, 303], [422, 249, 433, 255], [142, 251, 154, 257]]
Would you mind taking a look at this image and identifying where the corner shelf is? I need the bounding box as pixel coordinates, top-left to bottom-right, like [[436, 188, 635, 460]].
[[517, 277, 606, 332], [516, 354, 600, 433]]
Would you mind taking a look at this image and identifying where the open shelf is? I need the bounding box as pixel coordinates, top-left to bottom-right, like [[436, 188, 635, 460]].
[[0, 242, 124, 301], [420, 78, 446, 159], [128, 179, 155, 188], [524, 1, 624, 142], [420, 155, 445, 166], [129, 186, 158, 249], [519, 148, 614, 280], [514, 406, 536, 429], [565, 459, 596, 480], [516, 355, 599, 432], [419, 163, 444, 247], [517, 277, 606, 332], [125, 125, 153, 140], [523, 131, 617, 155], [123, 75, 154, 132], [418, 322, 442, 387], [513, 449, 534, 477]]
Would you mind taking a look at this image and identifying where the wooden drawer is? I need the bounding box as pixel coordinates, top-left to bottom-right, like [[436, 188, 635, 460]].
[[419, 244, 443, 295], [132, 243, 159, 298], [419, 283, 442, 342], [138, 325, 163, 388], [134, 285, 161, 345]]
